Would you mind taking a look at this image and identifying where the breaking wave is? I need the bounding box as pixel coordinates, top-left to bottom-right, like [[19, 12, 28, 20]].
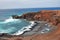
[[0, 17, 20, 24], [0, 17, 36, 35], [13, 21, 35, 35]]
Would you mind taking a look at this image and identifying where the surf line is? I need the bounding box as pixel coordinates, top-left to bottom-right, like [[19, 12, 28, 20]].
[[0, 17, 20, 24], [12, 21, 36, 35]]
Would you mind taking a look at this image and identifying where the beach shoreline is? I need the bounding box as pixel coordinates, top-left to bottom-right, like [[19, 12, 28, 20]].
[[12, 21, 35, 35], [0, 10, 60, 40]]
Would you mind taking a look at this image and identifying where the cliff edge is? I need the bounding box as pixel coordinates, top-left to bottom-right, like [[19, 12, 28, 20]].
[[0, 10, 60, 40], [12, 10, 60, 26]]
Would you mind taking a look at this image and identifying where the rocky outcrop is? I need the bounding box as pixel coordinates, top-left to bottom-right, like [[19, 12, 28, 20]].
[[12, 10, 60, 26], [0, 10, 60, 40]]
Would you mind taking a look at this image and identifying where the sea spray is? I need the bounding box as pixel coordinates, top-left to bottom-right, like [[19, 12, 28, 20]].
[[0, 16, 24, 34], [0, 16, 36, 35], [0, 17, 20, 24]]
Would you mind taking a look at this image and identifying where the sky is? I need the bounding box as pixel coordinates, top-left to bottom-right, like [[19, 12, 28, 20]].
[[0, 0, 59, 9]]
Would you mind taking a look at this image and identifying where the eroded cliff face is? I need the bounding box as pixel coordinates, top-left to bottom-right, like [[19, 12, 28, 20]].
[[12, 10, 60, 26], [0, 10, 60, 40]]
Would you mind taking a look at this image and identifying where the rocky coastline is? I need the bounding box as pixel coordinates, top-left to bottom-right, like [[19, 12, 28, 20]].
[[12, 10, 60, 25], [0, 10, 60, 40]]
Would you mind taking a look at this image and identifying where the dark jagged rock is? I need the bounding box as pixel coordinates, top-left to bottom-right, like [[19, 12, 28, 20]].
[[12, 15, 21, 19], [12, 10, 60, 25], [0, 10, 60, 40]]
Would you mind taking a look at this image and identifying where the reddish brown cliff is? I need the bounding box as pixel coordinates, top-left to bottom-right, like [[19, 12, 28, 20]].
[[1, 10, 60, 40], [13, 10, 60, 26]]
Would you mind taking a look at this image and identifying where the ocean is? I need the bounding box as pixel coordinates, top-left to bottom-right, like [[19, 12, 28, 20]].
[[0, 7, 60, 35]]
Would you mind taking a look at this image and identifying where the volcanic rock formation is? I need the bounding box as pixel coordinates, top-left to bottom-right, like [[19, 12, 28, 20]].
[[0, 10, 60, 40], [12, 10, 60, 26]]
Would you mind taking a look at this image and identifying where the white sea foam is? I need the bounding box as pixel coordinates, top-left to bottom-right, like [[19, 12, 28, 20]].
[[13, 21, 36, 35], [0, 16, 36, 35], [0, 17, 20, 24]]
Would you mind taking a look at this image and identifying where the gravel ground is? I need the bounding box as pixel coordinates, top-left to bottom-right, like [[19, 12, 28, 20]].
[[22, 21, 57, 36]]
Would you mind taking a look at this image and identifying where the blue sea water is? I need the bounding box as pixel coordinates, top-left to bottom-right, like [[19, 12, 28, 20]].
[[0, 7, 60, 35]]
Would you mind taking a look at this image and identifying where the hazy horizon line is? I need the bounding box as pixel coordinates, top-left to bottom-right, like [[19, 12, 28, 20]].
[[0, 7, 60, 10]]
